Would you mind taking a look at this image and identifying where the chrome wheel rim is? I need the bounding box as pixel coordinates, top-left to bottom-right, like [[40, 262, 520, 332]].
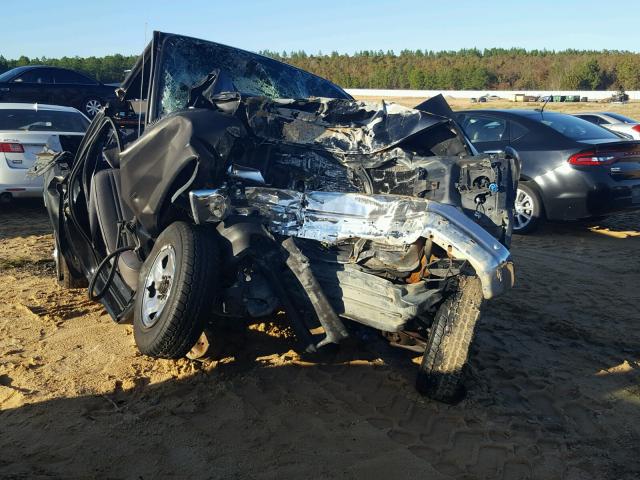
[[141, 245, 176, 328], [85, 99, 102, 116], [514, 188, 534, 231]]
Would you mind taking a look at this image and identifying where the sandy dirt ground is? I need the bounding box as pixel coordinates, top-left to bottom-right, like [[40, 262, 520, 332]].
[[0, 199, 639, 480]]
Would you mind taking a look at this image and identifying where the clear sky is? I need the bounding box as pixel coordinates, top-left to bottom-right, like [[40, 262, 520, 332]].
[[2, 0, 639, 59]]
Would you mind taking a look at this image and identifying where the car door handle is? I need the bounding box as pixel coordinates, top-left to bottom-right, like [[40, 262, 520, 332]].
[[0, 87, 9, 92]]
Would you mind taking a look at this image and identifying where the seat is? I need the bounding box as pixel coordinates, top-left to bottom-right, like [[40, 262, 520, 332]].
[[89, 169, 141, 290]]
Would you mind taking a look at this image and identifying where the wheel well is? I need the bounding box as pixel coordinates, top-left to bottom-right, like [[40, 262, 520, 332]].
[[156, 159, 199, 232]]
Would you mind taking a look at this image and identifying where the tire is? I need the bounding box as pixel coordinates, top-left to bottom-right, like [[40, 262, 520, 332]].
[[54, 240, 87, 289], [416, 276, 483, 403], [83, 98, 103, 117], [133, 221, 219, 359], [513, 182, 544, 234]]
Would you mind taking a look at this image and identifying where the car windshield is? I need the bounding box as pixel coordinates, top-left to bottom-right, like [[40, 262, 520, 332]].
[[157, 35, 349, 117], [538, 112, 620, 141], [604, 112, 637, 124], [0, 109, 89, 132]]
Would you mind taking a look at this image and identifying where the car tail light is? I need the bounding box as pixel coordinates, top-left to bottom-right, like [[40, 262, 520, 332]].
[[0, 142, 24, 153], [632, 125, 640, 133], [568, 146, 640, 166], [568, 150, 617, 166]]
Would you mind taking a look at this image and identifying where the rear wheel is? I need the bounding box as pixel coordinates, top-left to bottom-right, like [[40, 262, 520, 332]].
[[416, 276, 483, 403], [83, 98, 102, 117], [513, 182, 544, 234], [133, 222, 219, 359]]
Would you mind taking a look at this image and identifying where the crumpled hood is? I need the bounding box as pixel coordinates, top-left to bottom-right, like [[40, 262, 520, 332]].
[[119, 95, 486, 235], [242, 97, 451, 155]]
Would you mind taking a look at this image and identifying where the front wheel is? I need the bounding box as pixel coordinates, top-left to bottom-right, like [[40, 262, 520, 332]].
[[133, 222, 219, 359], [416, 276, 483, 403]]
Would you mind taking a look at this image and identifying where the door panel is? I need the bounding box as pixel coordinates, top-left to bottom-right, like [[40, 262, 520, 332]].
[[0, 82, 39, 103], [10, 69, 53, 104], [50, 69, 97, 109]]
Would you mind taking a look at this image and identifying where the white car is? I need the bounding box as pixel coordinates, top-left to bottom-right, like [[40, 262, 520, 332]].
[[0, 103, 88, 201], [573, 112, 640, 140]]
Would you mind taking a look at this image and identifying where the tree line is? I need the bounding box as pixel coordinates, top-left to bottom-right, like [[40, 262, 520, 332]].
[[0, 54, 137, 84], [2, 48, 640, 90]]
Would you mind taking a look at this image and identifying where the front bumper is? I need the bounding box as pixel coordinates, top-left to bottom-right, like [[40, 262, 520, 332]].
[[191, 188, 515, 299]]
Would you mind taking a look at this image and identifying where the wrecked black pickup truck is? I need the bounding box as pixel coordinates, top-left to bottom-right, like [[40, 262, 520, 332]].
[[40, 32, 517, 403]]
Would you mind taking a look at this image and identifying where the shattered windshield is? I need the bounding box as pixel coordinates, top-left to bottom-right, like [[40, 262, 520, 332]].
[[158, 35, 349, 117]]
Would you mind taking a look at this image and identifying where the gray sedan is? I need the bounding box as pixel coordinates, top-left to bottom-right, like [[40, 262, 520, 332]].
[[454, 109, 640, 233]]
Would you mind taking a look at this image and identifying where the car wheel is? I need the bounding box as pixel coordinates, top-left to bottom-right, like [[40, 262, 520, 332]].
[[133, 221, 219, 359], [83, 98, 102, 117], [416, 275, 483, 403], [54, 239, 87, 289], [513, 182, 544, 234]]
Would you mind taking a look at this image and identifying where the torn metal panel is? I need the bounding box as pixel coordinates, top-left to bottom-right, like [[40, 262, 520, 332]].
[[244, 97, 452, 155], [280, 237, 349, 346], [243, 188, 437, 243], [309, 261, 443, 331], [413, 94, 456, 119], [117, 96, 494, 235], [118, 108, 246, 234], [191, 187, 514, 299], [246, 188, 514, 299]]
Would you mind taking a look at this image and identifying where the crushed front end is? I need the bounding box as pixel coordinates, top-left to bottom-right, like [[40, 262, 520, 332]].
[[164, 96, 518, 334]]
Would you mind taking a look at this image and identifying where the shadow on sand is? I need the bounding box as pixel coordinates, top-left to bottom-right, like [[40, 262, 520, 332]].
[[1, 315, 639, 479]]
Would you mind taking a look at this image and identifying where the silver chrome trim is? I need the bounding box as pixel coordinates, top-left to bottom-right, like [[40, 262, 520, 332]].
[[189, 189, 230, 224], [243, 188, 514, 299], [189, 186, 515, 299]]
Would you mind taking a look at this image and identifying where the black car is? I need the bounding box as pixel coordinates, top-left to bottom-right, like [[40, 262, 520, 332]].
[[36, 31, 518, 403], [0, 66, 116, 117], [453, 109, 640, 233]]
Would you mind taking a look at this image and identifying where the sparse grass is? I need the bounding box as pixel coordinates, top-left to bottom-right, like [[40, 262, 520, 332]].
[[0, 257, 54, 270]]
